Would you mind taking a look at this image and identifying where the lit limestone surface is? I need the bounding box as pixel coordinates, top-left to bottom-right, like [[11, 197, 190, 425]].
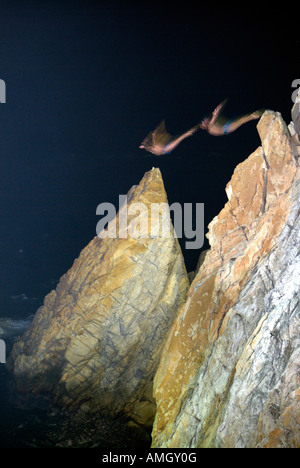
[[7, 168, 189, 428], [152, 106, 300, 448]]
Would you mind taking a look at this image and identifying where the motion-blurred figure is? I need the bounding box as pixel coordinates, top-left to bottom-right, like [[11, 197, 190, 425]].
[[139, 120, 200, 155], [200, 99, 264, 135], [139, 100, 264, 155]]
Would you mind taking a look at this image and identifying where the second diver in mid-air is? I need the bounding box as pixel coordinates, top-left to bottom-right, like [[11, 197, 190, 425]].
[[139, 100, 264, 155]]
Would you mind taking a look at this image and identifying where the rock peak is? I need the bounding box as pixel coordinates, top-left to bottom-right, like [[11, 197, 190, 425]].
[[7, 166, 189, 430], [152, 105, 300, 448], [6, 95, 300, 448]]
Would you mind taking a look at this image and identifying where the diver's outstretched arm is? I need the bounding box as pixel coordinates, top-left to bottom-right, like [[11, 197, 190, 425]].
[[163, 124, 200, 153], [200, 100, 227, 131]]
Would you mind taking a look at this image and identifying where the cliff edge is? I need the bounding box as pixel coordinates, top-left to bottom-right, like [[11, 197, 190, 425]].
[[6, 94, 300, 449], [152, 99, 300, 447]]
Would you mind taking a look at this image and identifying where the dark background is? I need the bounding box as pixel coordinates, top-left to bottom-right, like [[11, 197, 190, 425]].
[[0, 1, 298, 319]]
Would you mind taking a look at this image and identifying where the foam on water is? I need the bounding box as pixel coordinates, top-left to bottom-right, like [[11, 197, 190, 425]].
[[0, 316, 33, 338]]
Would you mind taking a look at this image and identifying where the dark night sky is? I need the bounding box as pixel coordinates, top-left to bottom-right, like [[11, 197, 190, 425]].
[[0, 1, 298, 317]]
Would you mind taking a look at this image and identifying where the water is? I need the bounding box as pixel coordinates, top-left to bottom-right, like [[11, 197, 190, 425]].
[[0, 309, 151, 448], [0, 315, 33, 341]]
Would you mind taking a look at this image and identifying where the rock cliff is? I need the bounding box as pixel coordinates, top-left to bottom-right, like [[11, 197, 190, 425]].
[[7, 168, 189, 428], [7, 95, 300, 448], [152, 103, 300, 447]]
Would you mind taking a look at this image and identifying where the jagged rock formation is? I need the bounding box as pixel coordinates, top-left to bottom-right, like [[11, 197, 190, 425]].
[[7, 94, 300, 448], [289, 90, 300, 152], [152, 106, 300, 448], [7, 168, 189, 427]]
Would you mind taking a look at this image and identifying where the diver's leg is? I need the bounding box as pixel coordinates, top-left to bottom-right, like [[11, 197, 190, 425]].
[[223, 110, 263, 134]]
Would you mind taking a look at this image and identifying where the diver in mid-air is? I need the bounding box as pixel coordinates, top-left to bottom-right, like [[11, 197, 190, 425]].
[[139, 100, 264, 155], [139, 120, 200, 156], [199, 99, 264, 136]]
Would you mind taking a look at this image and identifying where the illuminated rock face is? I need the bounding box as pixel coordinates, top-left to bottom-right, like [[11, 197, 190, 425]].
[[290, 88, 300, 146], [7, 168, 189, 426], [7, 96, 300, 446], [152, 109, 300, 448]]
